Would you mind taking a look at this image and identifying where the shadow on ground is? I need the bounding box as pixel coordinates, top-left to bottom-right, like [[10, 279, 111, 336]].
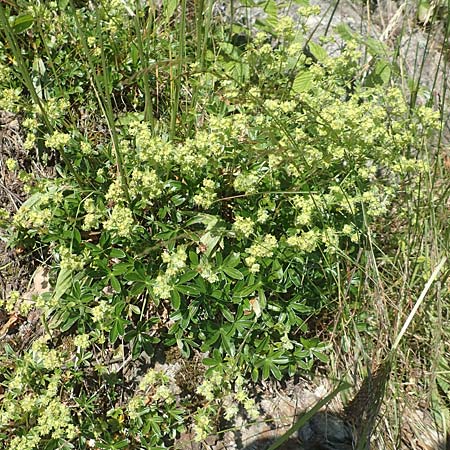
[[237, 411, 449, 450]]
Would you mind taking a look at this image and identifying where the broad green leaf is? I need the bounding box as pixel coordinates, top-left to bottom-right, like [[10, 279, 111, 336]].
[[263, 0, 278, 28], [221, 307, 235, 323], [176, 284, 201, 296], [223, 252, 240, 268], [292, 69, 313, 93], [177, 271, 198, 284], [271, 365, 283, 380], [110, 275, 121, 293], [60, 314, 78, 332], [164, 0, 177, 21], [222, 266, 244, 280], [171, 289, 181, 309], [112, 262, 132, 275], [110, 248, 126, 258], [13, 14, 34, 34], [335, 23, 356, 41], [235, 282, 262, 298], [53, 267, 72, 303], [200, 232, 222, 257], [308, 42, 328, 62], [110, 321, 120, 344]]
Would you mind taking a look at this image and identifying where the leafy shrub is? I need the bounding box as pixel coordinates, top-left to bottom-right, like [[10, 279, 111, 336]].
[[0, 1, 440, 448]]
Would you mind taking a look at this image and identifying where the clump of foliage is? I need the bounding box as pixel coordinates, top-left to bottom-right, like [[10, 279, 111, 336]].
[[0, 0, 442, 448]]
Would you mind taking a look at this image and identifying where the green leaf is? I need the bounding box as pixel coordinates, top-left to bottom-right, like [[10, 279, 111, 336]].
[[262, 363, 270, 380], [112, 262, 132, 276], [263, 0, 278, 27], [113, 439, 130, 449], [128, 304, 140, 315], [164, 0, 177, 21], [60, 314, 79, 332], [177, 271, 198, 284], [171, 289, 181, 309], [222, 266, 244, 280], [271, 365, 283, 380], [312, 350, 329, 363], [110, 275, 121, 293], [335, 23, 356, 42], [221, 307, 235, 323], [235, 282, 262, 298], [110, 320, 125, 344], [292, 69, 313, 93], [110, 248, 126, 258], [13, 14, 34, 34], [223, 252, 240, 268], [171, 194, 186, 206], [200, 232, 222, 257], [220, 329, 235, 356], [176, 284, 201, 296], [308, 42, 328, 62], [53, 267, 73, 303]]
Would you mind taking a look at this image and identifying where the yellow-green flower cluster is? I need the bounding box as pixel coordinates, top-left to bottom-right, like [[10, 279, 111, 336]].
[[0, 61, 10, 80], [3, 368, 77, 450], [0, 88, 21, 112], [6, 158, 18, 171], [82, 198, 102, 231], [129, 168, 163, 204], [129, 121, 174, 166], [360, 186, 394, 218], [59, 246, 86, 271], [264, 98, 296, 115], [341, 224, 359, 243], [233, 375, 259, 420], [153, 274, 173, 300], [104, 205, 134, 238], [153, 246, 187, 299], [138, 368, 160, 391], [30, 338, 62, 370], [193, 179, 217, 209], [1, 290, 20, 313], [298, 4, 321, 18], [173, 139, 208, 175], [245, 234, 277, 273], [234, 171, 260, 194], [197, 258, 219, 283], [286, 228, 321, 253], [45, 131, 70, 150], [193, 408, 213, 442], [43, 97, 70, 122], [292, 195, 318, 227], [105, 179, 125, 203], [1, 290, 33, 316], [232, 216, 255, 238], [127, 369, 175, 422], [13, 204, 52, 234], [21, 117, 39, 150], [256, 208, 270, 224], [91, 300, 113, 326], [80, 141, 95, 156], [162, 246, 188, 277], [273, 16, 295, 41], [74, 333, 90, 350]]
